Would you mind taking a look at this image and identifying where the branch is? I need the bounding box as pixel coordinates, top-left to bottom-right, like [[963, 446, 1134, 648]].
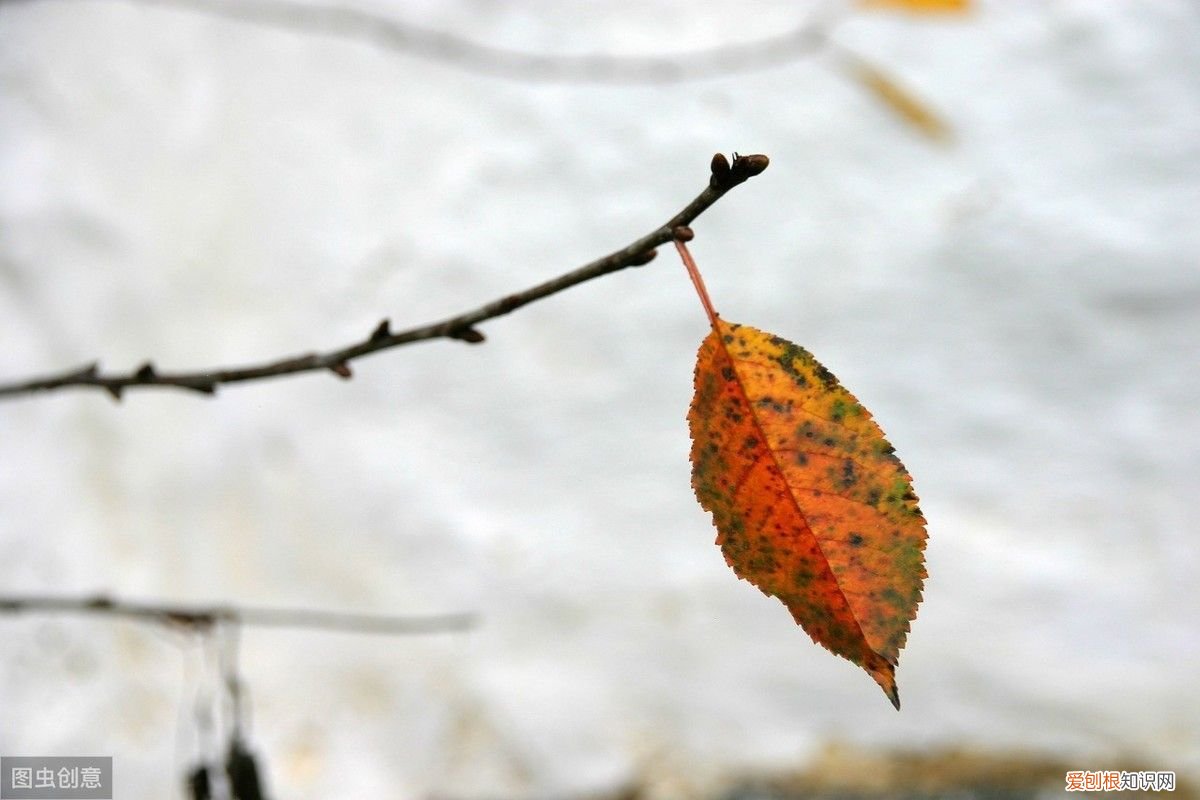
[[4, 0, 838, 84], [0, 592, 477, 635], [0, 152, 769, 401]]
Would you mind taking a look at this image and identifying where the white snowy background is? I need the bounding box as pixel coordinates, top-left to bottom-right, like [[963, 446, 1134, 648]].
[[1, 0, 1198, 797]]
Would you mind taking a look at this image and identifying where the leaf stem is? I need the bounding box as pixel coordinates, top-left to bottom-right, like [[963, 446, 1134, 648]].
[[674, 238, 719, 328]]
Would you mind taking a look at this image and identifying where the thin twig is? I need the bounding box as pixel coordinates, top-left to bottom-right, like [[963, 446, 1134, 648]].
[[2, 0, 840, 83], [0, 152, 769, 401], [0, 592, 477, 635]]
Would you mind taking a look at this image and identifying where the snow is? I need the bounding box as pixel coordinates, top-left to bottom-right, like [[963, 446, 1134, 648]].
[[1, 1, 1197, 797]]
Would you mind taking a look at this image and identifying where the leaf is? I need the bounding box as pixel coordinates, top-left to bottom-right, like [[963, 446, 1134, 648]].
[[688, 318, 927, 708], [859, 0, 970, 13], [849, 59, 950, 141]]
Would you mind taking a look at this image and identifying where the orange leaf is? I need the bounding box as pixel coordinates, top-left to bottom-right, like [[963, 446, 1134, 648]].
[[850, 60, 950, 141], [859, 0, 969, 13], [688, 318, 927, 708]]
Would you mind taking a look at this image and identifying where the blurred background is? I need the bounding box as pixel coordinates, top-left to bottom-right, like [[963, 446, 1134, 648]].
[[1, 0, 1197, 797]]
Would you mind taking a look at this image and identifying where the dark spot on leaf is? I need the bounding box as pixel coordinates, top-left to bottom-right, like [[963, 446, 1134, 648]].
[[725, 538, 749, 557], [814, 363, 838, 389], [773, 342, 813, 388], [748, 542, 779, 573], [841, 459, 857, 489], [757, 396, 788, 414], [749, 553, 778, 573], [792, 566, 815, 588], [721, 366, 736, 382], [848, 533, 864, 547], [881, 587, 907, 611]]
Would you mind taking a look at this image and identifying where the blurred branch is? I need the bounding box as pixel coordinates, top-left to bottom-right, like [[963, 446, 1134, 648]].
[[8, 0, 840, 83], [0, 592, 477, 635], [0, 152, 769, 401], [4, 0, 956, 133]]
